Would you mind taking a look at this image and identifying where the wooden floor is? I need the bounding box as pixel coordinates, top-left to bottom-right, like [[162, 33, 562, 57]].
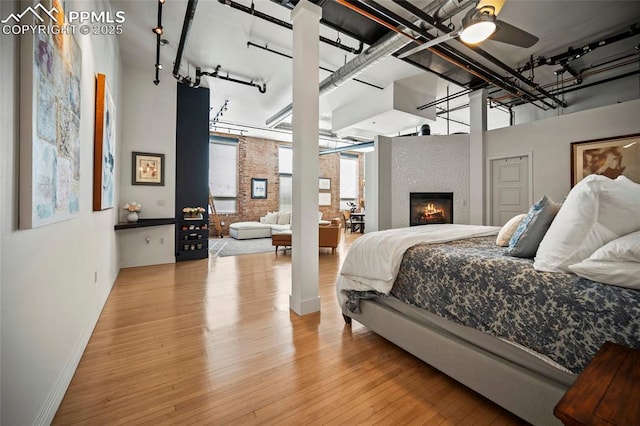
[[54, 232, 526, 425]]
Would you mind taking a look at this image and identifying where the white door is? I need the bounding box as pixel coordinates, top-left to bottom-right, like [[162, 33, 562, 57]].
[[491, 155, 530, 226]]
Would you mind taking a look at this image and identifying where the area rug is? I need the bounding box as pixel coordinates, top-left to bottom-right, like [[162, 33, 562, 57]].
[[210, 237, 275, 257]]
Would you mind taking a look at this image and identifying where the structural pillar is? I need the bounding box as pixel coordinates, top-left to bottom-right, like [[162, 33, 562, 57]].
[[290, 0, 322, 316], [469, 89, 487, 225]]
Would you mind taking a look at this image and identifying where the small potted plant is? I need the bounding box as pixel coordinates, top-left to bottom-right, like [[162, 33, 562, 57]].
[[183, 206, 205, 219], [123, 202, 142, 222]]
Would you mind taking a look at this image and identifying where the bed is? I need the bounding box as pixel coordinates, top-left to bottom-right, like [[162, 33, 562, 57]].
[[337, 223, 640, 425]]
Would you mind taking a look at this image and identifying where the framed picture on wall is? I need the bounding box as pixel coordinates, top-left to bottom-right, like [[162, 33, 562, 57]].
[[132, 151, 165, 186], [93, 73, 116, 211], [251, 178, 267, 199], [571, 134, 640, 186], [319, 177, 331, 190], [319, 192, 331, 206]]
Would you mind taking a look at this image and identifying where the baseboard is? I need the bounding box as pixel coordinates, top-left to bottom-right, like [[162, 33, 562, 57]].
[[33, 282, 114, 425]]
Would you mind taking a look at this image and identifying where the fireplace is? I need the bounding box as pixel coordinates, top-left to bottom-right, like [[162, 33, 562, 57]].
[[410, 192, 453, 226]]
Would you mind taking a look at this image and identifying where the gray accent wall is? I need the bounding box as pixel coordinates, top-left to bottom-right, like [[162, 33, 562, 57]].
[[368, 134, 470, 230]]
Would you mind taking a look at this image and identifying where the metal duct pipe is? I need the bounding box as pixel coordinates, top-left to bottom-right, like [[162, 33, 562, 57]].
[[265, 20, 413, 127], [219, 0, 363, 54], [431, 0, 474, 21], [173, 0, 198, 83]]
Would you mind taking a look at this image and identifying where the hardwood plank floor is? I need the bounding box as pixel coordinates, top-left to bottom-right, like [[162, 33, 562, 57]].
[[54, 232, 527, 425]]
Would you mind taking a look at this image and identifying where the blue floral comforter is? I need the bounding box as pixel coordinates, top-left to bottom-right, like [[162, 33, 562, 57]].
[[350, 236, 640, 374]]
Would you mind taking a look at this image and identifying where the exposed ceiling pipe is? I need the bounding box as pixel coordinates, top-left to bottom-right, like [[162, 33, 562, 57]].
[[173, 0, 199, 85], [265, 0, 470, 127], [517, 24, 640, 73], [218, 0, 363, 55], [197, 66, 266, 93], [246, 41, 384, 90], [390, 0, 565, 108], [361, 0, 556, 109], [492, 55, 640, 104], [265, 27, 413, 127], [319, 141, 374, 155]]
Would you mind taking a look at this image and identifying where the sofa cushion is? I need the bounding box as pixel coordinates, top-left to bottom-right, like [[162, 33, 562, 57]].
[[263, 212, 278, 225], [270, 224, 291, 232], [277, 211, 291, 225]]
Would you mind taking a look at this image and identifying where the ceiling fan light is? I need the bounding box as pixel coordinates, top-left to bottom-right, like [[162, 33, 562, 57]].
[[460, 20, 496, 44]]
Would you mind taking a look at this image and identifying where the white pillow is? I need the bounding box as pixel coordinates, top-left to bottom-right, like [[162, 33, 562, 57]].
[[569, 230, 640, 289], [264, 212, 279, 225], [496, 213, 527, 246], [534, 174, 640, 272], [277, 211, 291, 225]]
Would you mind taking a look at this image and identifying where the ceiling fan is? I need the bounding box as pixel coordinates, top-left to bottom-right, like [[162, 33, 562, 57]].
[[398, 0, 539, 59]]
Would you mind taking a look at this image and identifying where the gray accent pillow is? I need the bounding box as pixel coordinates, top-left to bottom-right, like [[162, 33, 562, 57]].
[[507, 195, 560, 258]]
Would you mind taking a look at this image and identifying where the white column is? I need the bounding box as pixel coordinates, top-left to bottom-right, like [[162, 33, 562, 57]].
[[469, 89, 487, 225], [290, 0, 322, 316]]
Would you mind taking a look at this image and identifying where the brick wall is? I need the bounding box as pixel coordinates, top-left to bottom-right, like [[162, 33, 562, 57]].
[[210, 132, 362, 236]]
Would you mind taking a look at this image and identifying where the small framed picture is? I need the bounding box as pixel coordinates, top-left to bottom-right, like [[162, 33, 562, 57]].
[[319, 192, 331, 206], [132, 151, 165, 186], [319, 177, 331, 190], [251, 178, 267, 199]]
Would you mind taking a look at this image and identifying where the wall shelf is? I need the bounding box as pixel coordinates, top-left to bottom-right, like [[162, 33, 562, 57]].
[[114, 218, 175, 231]]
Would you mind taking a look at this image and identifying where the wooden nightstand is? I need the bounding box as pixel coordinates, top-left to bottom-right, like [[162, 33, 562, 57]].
[[554, 341, 640, 425]]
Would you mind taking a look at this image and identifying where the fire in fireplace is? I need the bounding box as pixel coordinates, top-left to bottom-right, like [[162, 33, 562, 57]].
[[410, 192, 453, 226]]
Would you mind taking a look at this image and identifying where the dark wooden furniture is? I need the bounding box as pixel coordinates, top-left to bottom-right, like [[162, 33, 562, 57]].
[[176, 218, 209, 260], [114, 218, 175, 230], [554, 341, 640, 425], [350, 212, 365, 233]]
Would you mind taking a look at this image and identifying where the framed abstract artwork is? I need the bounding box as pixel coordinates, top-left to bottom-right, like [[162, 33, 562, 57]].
[[19, 0, 82, 228], [132, 152, 165, 186], [251, 178, 267, 199], [93, 73, 116, 210], [571, 134, 640, 186]]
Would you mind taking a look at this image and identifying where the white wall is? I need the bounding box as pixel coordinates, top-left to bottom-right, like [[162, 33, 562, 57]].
[[514, 76, 640, 125], [486, 98, 640, 204], [369, 134, 470, 230], [116, 66, 177, 268], [0, 1, 121, 423]]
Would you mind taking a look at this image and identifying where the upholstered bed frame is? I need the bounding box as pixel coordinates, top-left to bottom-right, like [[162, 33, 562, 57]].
[[342, 299, 568, 426]]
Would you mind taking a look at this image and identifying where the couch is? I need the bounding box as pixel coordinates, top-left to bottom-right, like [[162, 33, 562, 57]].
[[230, 211, 329, 240]]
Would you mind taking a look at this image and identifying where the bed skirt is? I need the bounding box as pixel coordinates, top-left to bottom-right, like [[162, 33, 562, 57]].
[[343, 297, 572, 426]]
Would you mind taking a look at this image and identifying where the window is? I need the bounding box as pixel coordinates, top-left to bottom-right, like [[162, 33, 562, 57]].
[[209, 136, 238, 213], [279, 146, 292, 212], [340, 154, 358, 210]]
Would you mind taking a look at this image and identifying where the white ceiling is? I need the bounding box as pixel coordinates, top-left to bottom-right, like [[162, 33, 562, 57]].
[[112, 0, 640, 144]]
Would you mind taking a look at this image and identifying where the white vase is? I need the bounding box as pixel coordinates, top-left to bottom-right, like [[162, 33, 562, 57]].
[[127, 211, 139, 223]]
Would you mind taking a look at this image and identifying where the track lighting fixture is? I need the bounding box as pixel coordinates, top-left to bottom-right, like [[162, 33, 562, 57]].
[[153, 0, 165, 84]]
